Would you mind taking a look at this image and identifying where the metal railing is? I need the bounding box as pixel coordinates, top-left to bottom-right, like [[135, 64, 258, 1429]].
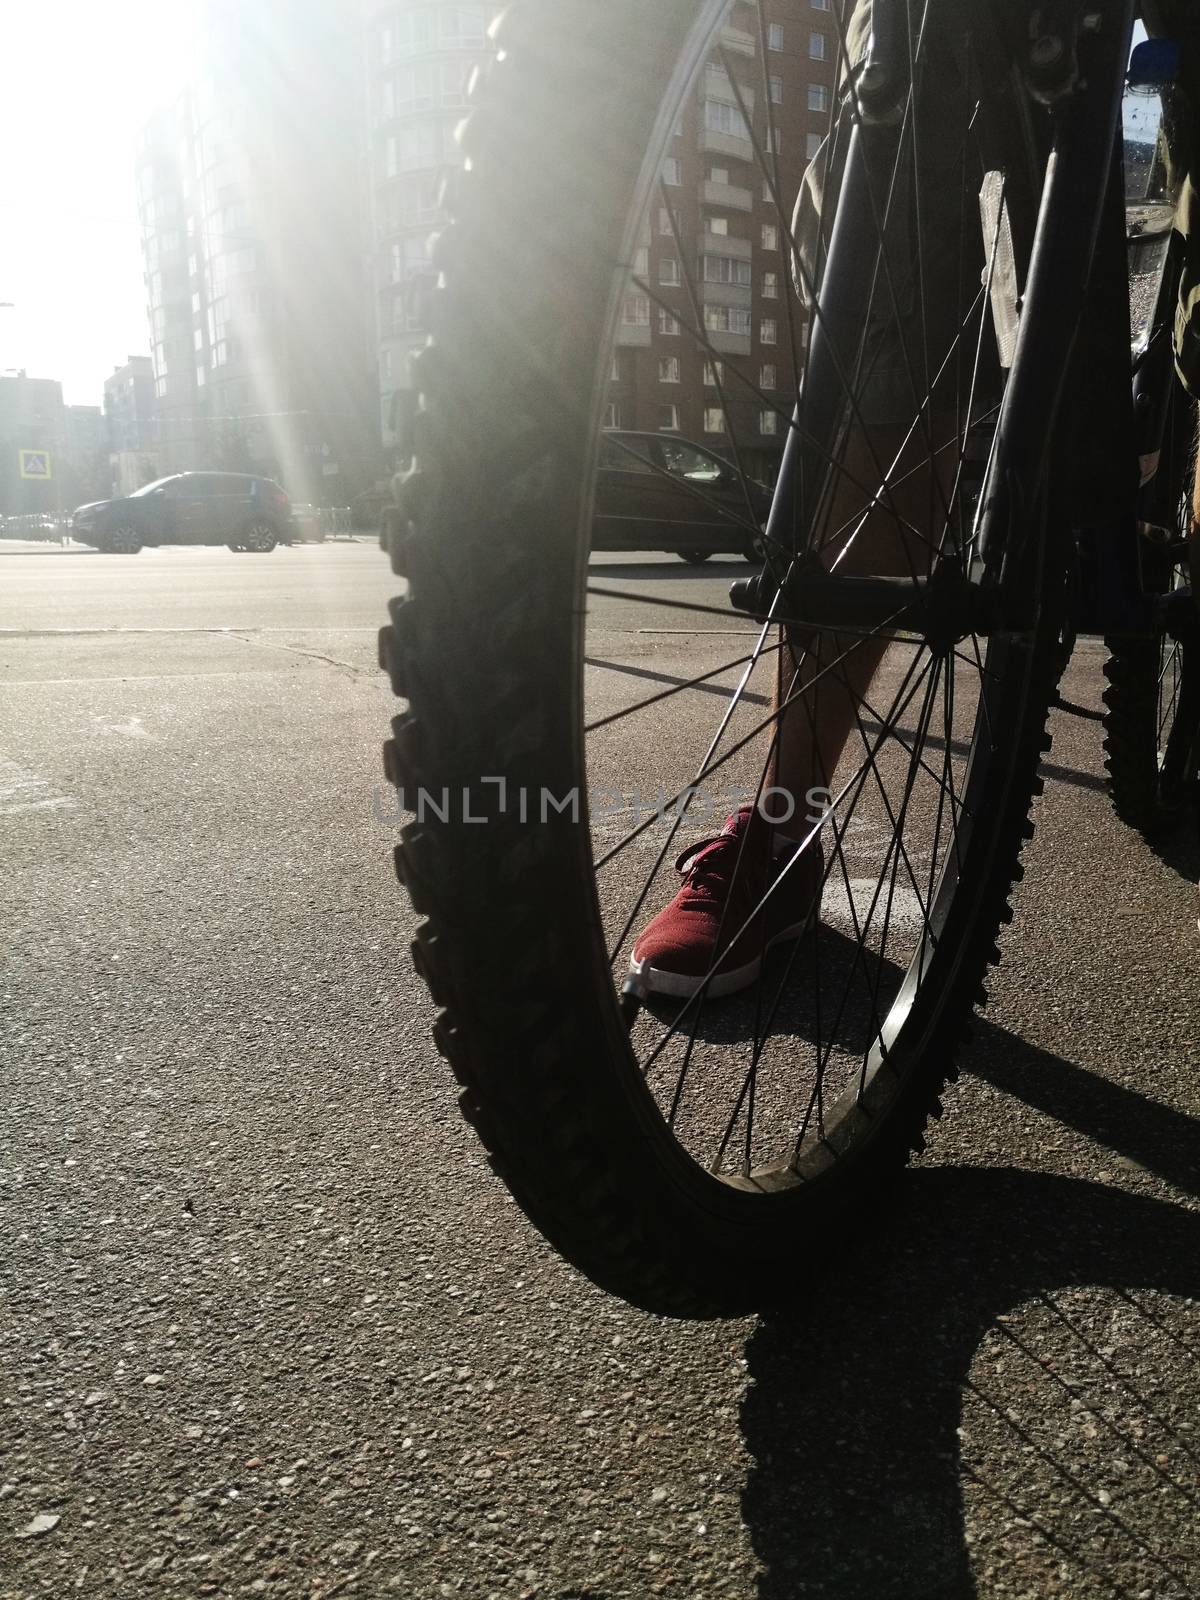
[[1, 513, 73, 542], [321, 505, 354, 537]]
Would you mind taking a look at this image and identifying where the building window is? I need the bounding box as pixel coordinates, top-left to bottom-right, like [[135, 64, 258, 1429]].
[[703, 99, 750, 140], [707, 216, 729, 237], [762, 270, 779, 298], [761, 318, 778, 345], [704, 407, 727, 433], [659, 356, 680, 383], [767, 128, 781, 154], [662, 157, 682, 185], [807, 132, 824, 160], [769, 76, 783, 104], [658, 207, 678, 236], [703, 305, 752, 336], [659, 308, 681, 335], [704, 360, 725, 386], [710, 166, 729, 186], [633, 246, 649, 277], [760, 410, 778, 436], [702, 253, 752, 287], [808, 83, 830, 113], [658, 404, 680, 431], [762, 224, 778, 250], [810, 31, 828, 60], [760, 363, 776, 389], [611, 353, 622, 382], [768, 22, 784, 50], [438, 6, 486, 46], [812, 0, 830, 10], [604, 401, 622, 428], [659, 256, 681, 286], [622, 291, 651, 325]]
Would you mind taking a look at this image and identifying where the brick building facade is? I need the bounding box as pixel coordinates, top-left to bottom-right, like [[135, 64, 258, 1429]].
[[607, 0, 837, 484]]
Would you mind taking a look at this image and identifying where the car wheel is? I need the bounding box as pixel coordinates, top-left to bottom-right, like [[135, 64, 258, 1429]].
[[107, 523, 143, 554], [227, 541, 246, 553], [242, 521, 278, 553], [679, 550, 713, 565]]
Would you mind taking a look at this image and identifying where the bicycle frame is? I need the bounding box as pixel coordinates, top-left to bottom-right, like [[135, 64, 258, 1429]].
[[738, 0, 1144, 645]]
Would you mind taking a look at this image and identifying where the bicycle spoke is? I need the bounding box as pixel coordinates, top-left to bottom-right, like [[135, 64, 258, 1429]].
[[641, 643, 937, 1087], [584, 639, 784, 734], [595, 618, 906, 875]]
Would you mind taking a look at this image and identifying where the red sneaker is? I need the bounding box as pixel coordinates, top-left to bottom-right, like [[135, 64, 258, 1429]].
[[629, 806, 822, 999]]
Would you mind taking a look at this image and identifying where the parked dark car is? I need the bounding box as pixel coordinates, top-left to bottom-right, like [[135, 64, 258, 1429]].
[[71, 472, 292, 554], [593, 431, 771, 563]]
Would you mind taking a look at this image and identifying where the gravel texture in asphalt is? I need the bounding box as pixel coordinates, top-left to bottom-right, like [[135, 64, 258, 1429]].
[[2, 545, 1197, 1599]]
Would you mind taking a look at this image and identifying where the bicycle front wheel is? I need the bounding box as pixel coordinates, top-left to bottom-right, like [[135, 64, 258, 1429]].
[[380, 0, 1076, 1314]]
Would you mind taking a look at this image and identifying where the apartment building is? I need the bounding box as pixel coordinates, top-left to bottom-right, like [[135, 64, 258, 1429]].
[[609, 0, 837, 484], [103, 356, 156, 453], [136, 0, 378, 499], [363, 0, 835, 480], [364, 1, 493, 448], [0, 374, 67, 515]]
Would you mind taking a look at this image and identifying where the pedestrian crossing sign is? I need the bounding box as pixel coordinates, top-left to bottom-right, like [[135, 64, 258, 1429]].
[[19, 449, 52, 481]]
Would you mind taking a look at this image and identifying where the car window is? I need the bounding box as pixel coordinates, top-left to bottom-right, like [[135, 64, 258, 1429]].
[[187, 475, 247, 497], [129, 475, 178, 497], [599, 435, 655, 473], [659, 442, 725, 483]]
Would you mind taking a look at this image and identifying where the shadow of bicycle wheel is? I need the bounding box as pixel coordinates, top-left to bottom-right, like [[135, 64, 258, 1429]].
[[741, 1164, 1200, 1599]]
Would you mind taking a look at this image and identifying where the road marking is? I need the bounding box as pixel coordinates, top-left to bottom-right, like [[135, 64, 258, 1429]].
[[0, 626, 381, 636], [0, 758, 77, 817], [93, 716, 152, 740], [822, 879, 926, 933]]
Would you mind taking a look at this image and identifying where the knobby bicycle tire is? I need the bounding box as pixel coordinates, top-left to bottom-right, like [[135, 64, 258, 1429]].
[[377, 0, 1088, 1316]]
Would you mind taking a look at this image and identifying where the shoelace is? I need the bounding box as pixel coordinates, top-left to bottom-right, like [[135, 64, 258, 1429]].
[[674, 831, 748, 897]]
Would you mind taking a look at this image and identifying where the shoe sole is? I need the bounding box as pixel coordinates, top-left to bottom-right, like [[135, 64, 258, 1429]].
[[631, 911, 819, 1001]]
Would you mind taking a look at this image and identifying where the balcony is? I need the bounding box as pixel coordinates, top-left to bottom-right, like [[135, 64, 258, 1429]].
[[700, 177, 753, 212], [703, 68, 756, 115], [700, 128, 754, 162], [616, 323, 651, 348], [719, 26, 756, 57], [702, 233, 752, 259], [706, 331, 752, 356], [700, 281, 752, 309]]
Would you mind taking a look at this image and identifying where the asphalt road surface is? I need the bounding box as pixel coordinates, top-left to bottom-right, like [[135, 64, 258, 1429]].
[[3, 541, 1198, 1599]]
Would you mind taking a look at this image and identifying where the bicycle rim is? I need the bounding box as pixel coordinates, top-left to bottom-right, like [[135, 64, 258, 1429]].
[[381, 0, 1070, 1312]]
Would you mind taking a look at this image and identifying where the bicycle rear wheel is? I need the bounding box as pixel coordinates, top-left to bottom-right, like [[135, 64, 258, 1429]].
[[380, 0, 1084, 1314], [1104, 381, 1200, 834]]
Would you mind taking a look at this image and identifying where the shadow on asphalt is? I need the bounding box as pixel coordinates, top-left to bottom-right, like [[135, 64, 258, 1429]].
[[1144, 813, 1200, 887], [739, 1035, 1200, 1600], [589, 558, 748, 579]]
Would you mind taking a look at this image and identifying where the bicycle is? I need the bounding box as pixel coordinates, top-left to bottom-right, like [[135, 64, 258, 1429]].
[[1103, 205, 1200, 837], [378, 0, 1195, 1316]]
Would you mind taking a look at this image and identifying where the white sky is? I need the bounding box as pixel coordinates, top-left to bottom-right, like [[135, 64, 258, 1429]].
[[0, 12, 1155, 409], [0, 2, 191, 405]]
